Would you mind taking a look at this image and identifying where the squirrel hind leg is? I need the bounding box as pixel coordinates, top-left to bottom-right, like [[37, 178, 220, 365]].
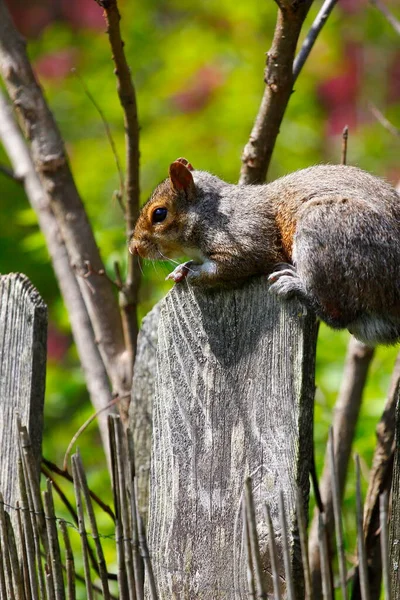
[[268, 264, 309, 303], [347, 314, 400, 346]]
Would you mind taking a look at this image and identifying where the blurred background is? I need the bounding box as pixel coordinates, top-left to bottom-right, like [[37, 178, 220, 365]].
[[1, 0, 399, 549]]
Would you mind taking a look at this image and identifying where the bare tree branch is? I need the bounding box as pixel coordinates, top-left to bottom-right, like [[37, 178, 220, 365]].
[[0, 0, 131, 410], [293, 0, 339, 82], [240, 0, 341, 184], [95, 0, 141, 368], [0, 89, 114, 463], [369, 0, 400, 36], [308, 337, 375, 597]]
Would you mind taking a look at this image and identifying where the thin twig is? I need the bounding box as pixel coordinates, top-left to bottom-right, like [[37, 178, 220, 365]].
[[63, 395, 120, 472], [341, 126, 349, 165], [72, 68, 125, 211], [369, 103, 400, 138], [42, 458, 115, 521], [293, 0, 339, 82], [369, 0, 400, 35], [96, 0, 141, 370]]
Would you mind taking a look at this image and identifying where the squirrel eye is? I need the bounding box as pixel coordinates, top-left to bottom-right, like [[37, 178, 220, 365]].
[[152, 207, 168, 223]]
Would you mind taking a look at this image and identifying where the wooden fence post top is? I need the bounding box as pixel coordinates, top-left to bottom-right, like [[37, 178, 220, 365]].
[[138, 277, 318, 599], [0, 273, 47, 509]]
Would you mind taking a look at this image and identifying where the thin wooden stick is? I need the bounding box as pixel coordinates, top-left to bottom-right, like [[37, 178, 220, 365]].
[[114, 419, 137, 600], [278, 492, 295, 600], [244, 479, 267, 598], [108, 416, 129, 599], [43, 480, 65, 600], [380, 492, 390, 600], [16, 501, 30, 600], [59, 521, 76, 600], [355, 455, 371, 600], [328, 428, 348, 599], [341, 126, 349, 165], [74, 452, 110, 600], [5, 511, 25, 600], [44, 558, 56, 600], [243, 498, 256, 599], [127, 429, 144, 600], [293, 0, 339, 82], [317, 513, 333, 600], [0, 493, 16, 600], [18, 424, 48, 554], [137, 511, 158, 600], [17, 461, 40, 600], [295, 490, 312, 600], [18, 441, 47, 600], [71, 457, 93, 600], [264, 503, 282, 600]]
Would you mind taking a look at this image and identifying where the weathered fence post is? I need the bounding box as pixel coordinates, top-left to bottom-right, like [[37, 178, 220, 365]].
[[389, 385, 400, 599], [131, 277, 317, 598], [0, 273, 47, 510]]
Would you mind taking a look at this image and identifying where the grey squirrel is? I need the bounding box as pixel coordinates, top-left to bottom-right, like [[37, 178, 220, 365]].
[[129, 158, 400, 346]]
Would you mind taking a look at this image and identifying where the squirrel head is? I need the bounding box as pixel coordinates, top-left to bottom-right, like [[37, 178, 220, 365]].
[[129, 158, 196, 260]]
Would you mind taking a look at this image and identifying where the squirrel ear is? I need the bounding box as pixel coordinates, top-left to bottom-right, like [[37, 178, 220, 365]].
[[169, 160, 195, 192], [175, 157, 194, 171]]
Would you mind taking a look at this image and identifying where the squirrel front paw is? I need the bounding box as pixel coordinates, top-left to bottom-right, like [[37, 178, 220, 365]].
[[166, 261, 194, 283], [268, 264, 306, 300]]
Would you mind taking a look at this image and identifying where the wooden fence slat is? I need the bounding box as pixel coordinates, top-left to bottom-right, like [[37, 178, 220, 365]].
[[142, 277, 317, 599], [0, 273, 47, 511], [130, 302, 160, 524], [389, 384, 400, 599]]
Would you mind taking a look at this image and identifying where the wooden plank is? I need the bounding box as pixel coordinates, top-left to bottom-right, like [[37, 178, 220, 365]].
[[146, 277, 317, 599], [389, 384, 400, 599], [0, 273, 47, 510], [130, 302, 160, 525]]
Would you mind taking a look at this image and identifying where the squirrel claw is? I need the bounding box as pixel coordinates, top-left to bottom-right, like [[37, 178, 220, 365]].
[[166, 261, 192, 283]]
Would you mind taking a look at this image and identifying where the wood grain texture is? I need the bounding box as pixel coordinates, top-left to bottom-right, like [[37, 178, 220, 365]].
[[130, 302, 160, 523], [389, 385, 400, 599], [0, 273, 47, 509], [146, 277, 318, 599]]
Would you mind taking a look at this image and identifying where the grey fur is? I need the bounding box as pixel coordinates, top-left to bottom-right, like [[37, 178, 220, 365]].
[[133, 164, 400, 345]]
